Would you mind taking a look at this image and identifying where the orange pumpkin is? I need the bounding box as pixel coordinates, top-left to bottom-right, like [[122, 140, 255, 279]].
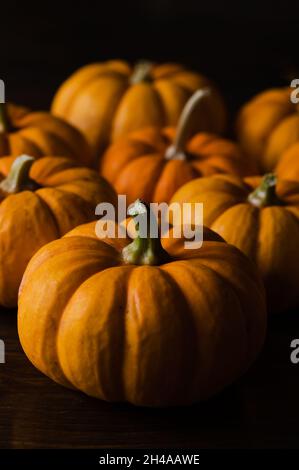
[[18, 200, 266, 407], [275, 141, 299, 182], [52, 60, 227, 158], [0, 103, 92, 165], [236, 87, 299, 172], [171, 173, 299, 313], [0, 154, 116, 307], [101, 90, 253, 204]]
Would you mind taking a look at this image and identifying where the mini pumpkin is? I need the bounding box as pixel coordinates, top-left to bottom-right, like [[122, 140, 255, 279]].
[[18, 200, 266, 407], [0, 154, 116, 307], [0, 103, 92, 165], [236, 87, 299, 172], [52, 60, 227, 158], [171, 173, 299, 313], [275, 141, 299, 182], [101, 90, 254, 204]]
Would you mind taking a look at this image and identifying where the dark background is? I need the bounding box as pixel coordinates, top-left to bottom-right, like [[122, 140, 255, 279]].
[[1, 0, 299, 115]]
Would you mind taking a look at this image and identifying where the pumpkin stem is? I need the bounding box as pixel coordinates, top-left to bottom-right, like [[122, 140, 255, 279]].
[[122, 199, 171, 266], [0, 103, 11, 133], [0, 155, 38, 195], [130, 61, 153, 85], [247, 173, 282, 208], [165, 88, 210, 161]]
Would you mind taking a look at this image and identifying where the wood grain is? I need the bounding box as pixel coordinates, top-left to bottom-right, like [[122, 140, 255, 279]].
[[0, 308, 299, 448]]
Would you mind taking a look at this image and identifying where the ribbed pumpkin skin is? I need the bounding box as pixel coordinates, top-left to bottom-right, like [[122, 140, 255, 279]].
[[276, 142, 299, 182], [100, 127, 254, 204], [52, 60, 227, 157], [0, 156, 116, 307], [236, 88, 299, 172], [0, 103, 92, 166], [18, 222, 266, 407], [171, 174, 299, 313]]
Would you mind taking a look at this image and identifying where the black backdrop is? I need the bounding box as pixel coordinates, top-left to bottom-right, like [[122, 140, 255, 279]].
[[1, 0, 299, 114]]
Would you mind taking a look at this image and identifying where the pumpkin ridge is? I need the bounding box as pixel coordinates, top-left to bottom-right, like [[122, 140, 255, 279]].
[[112, 150, 162, 185], [153, 81, 192, 130], [59, 169, 102, 184], [208, 175, 252, 197], [57, 264, 130, 399], [29, 114, 92, 164], [193, 190, 245, 226], [33, 189, 61, 236], [54, 71, 107, 119], [122, 265, 193, 405], [156, 265, 201, 402], [152, 158, 196, 203], [119, 266, 139, 402], [102, 265, 133, 401], [201, 164, 229, 175], [115, 155, 165, 204], [36, 167, 82, 188], [185, 247, 266, 362], [56, 179, 115, 206], [162, 260, 249, 398], [204, 262, 250, 366], [33, 158, 105, 185], [130, 137, 161, 153], [11, 110, 91, 165], [153, 81, 192, 127], [211, 203, 259, 257], [21, 237, 120, 286], [147, 82, 168, 127], [37, 248, 119, 386], [74, 74, 129, 156], [52, 62, 130, 118], [60, 75, 106, 119], [190, 157, 241, 178], [36, 187, 95, 237], [256, 206, 299, 312], [263, 114, 299, 170], [32, 129, 78, 160], [157, 265, 200, 397], [17, 127, 67, 157], [187, 132, 220, 153], [0, 191, 60, 306], [8, 132, 42, 157], [111, 82, 166, 144], [16, 110, 60, 127]]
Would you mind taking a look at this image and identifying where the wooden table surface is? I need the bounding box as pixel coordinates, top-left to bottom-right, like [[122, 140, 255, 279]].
[[1, 307, 299, 449]]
